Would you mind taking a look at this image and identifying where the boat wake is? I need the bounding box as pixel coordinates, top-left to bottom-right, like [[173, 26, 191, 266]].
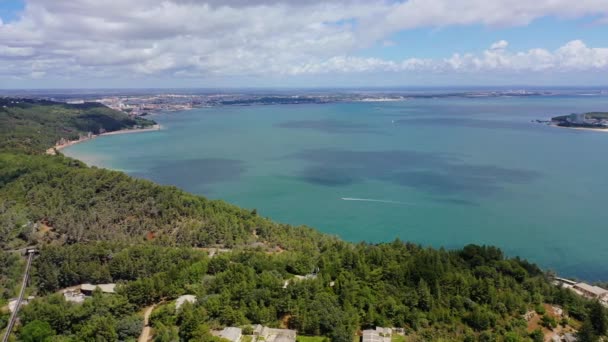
[[341, 197, 412, 205]]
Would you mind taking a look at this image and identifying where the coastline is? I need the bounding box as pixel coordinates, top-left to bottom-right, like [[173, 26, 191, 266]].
[[46, 124, 161, 155], [549, 123, 608, 133]]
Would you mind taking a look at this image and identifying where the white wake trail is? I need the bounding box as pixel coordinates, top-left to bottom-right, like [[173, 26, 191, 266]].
[[341, 197, 412, 205]]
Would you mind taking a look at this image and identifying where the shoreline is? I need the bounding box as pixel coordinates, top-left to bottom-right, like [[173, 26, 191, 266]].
[[548, 123, 608, 133], [46, 124, 161, 155]]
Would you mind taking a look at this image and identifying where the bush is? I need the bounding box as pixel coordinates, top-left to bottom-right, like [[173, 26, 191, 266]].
[[503, 332, 522, 342], [116, 315, 143, 341], [540, 315, 557, 329], [464, 307, 496, 331], [535, 304, 546, 315], [20, 320, 56, 342], [529, 329, 543, 342]]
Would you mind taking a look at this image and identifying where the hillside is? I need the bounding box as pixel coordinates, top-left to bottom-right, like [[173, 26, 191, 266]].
[[0, 98, 606, 341], [0, 98, 156, 153], [0, 152, 329, 251]]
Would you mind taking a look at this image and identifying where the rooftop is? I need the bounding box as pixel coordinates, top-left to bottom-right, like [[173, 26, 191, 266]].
[[219, 327, 242, 342], [257, 327, 296, 342], [80, 283, 116, 293], [362, 330, 382, 342], [574, 282, 608, 296]]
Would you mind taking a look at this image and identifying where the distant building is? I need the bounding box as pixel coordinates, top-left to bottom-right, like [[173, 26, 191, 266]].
[[553, 278, 608, 307], [553, 277, 576, 289], [217, 327, 242, 342], [63, 289, 86, 303], [80, 283, 116, 296], [252, 325, 296, 342], [362, 330, 381, 342], [361, 327, 391, 342], [375, 327, 392, 336], [572, 282, 608, 299]]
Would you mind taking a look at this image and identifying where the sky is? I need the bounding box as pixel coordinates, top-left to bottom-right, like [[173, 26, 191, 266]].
[[0, 0, 607, 88]]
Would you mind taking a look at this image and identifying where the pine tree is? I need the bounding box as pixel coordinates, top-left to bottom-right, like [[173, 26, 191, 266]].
[[577, 318, 598, 342], [589, 300, 607, 336], [418, 279, 432, 311]]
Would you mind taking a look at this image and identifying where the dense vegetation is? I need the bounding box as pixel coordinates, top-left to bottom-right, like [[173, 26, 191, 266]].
[[0, 153, 328, 251], [551, 112, 608, 128], [0, 99, 606, 341], [0, 98, 155, 153], [7, 241, 607, 341]]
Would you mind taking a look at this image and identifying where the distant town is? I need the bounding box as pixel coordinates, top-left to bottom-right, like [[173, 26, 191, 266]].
[[1, 88, 569, 117], [61, 90, 560, 116]]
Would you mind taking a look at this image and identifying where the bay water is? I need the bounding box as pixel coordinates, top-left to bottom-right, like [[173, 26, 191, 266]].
[[63, 95, 608, 280]]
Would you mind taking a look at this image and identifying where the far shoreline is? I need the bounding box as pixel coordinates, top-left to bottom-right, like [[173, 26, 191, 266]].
[[46, 124, 162, 155], [548, 122, 608, 133]]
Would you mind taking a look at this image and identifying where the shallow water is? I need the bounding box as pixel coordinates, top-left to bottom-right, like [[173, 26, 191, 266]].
[[64, 95, 608, 280]]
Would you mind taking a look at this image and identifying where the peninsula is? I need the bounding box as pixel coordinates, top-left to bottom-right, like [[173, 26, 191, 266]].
[[551, 112, 608, 131]]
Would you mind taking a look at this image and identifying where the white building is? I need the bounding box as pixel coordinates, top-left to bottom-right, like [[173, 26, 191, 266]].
[[252, 325, 296, 342], [218, 327, 242, 342], [572, 282, 608, 299], [80, 283, 116, 295], [63, 289, 86, 303], [361, 327, 391, 342]]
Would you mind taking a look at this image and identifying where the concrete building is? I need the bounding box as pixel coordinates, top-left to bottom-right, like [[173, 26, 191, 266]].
[[572, 282, 608, 299], [63, 289, 86, 303], [361, 327, 391, 342], [80, 283, 116, 295], [252, 325, 296, 342], [362, 330, 381, 342], [218, 327, 242, 342], [553, 277, 608, 307], [375, 327, 392, 336]]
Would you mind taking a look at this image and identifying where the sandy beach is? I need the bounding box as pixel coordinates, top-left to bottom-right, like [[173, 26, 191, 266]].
[[46, 124, 161, 155]]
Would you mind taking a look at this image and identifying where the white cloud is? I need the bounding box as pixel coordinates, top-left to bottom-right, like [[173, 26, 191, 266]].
[[0, 0, 606, 84], [289, 40, 608, 75], [372, 0, 608, 40], [0, 45, 34, 57], [490, 40, 509, 51], [29, 71, 46, 79]]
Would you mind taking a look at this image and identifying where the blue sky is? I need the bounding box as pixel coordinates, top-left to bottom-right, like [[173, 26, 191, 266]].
[[0, 0, 607, 88], [0, 0, 23, 23], [361, 16, 608, 60]]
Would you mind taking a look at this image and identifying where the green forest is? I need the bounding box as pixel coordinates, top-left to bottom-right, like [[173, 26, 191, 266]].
[[0, 99, 606, 341], [0, 98, 155, 154]]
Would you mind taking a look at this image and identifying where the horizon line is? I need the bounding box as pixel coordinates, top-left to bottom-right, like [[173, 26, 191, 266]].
[[1, 85, 608, 92]]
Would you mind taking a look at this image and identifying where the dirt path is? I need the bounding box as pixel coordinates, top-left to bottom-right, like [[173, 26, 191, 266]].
[[138, 305, 156, 342]]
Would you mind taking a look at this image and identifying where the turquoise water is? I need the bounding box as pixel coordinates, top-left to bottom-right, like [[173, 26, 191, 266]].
[[64, 96, 608, 280]]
